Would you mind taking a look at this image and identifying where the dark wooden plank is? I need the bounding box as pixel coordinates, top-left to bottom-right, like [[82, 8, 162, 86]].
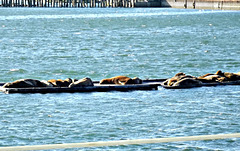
[[161, 85, 202, 89], [202, 80, 240, 86], [142, 79, 167, 83]]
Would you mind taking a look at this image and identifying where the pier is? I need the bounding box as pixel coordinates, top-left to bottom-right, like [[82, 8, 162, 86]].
[[0, 0, 136, 7], [1, 0, 239, 9]]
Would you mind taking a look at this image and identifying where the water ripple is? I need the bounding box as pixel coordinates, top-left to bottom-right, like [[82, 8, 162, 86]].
[[0, 9, 235, 20]]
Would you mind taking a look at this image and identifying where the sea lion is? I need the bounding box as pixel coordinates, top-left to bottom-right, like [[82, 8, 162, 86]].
[[47, 78, 73, 87], [198, 73, 215, 79], [197, 70, 226, 83], [197, 70, 240, 83], [198, 74, 225, 83], [124, 77, 142, 84], [162, 73, 180, 86], [40, 80, 54, 87], [163, 72, 197, 86], [215, 70, 223, 76], [2, 79, 50, 88], [69, 77, 94, 88], [99, 76, 142, 85], [172, 78, 202, 88], [216, 70, 240, 81]]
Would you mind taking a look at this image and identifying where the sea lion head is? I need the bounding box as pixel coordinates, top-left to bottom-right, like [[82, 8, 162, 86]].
[[215, 70, 224, 76], [132, 77, 142, 84]]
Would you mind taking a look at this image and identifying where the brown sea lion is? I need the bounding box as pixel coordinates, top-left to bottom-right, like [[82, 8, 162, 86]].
[[69, 77, 94, 88], [125, 77, 143, 84], [198, 73, 215, 79], [216, 70, 240, 81], [215, 70, 223, 75], [40, 80, 54, 87], [47, 78, 73, 87], [197, 70, 225, 83], [163, 72, 197, 86], [2, 79, 50, 88], [172, 78, 202, 88], [223, 73, 240, 81], [99, 76, 142, 85], [198, 74, 225, 83], [198, 70, 240, 83], [162, 73, 181, 86]]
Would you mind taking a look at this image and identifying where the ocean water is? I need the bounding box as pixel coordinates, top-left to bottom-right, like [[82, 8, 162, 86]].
[[0, 8, 240, 150]]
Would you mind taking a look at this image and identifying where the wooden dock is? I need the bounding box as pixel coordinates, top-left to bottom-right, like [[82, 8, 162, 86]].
[[161, 80, 240, 89], [0, 82, 160, 94], [0, 0, 136, 7], [1, 78, 240, 93]]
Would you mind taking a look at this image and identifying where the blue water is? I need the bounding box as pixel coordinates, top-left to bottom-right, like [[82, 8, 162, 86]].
[[0, 8, 240, 150]]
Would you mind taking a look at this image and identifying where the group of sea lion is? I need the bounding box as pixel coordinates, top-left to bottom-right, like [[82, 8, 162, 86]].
[[2, 76, 142, 88], [2, 70, 240, 89], [162, 70, 240, 88], [2, 77, 94, 88]]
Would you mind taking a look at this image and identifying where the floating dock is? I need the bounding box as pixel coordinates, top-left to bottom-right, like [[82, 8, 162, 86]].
[[0, 82, 162, 94], [1, 79, 240, 93], [161, 80, 240, 89]]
